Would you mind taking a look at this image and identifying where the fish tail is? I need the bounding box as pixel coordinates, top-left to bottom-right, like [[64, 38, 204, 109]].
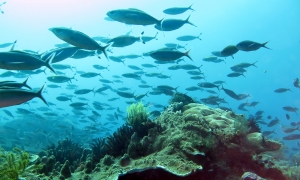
[[185, 49, 193, 61], [154, 32, 159, 40], [23, 77, 32, 89], [262, 41, 271, 50], [37, 84, 48, 106], [45, 52, 57, 75], [186, 14, 197, 27], [101, 44, 110, 60], [10, 40, 17, 51], [189, 3, 194, 11], [197, 32, 202, 40], [253, 61, 258, 68]]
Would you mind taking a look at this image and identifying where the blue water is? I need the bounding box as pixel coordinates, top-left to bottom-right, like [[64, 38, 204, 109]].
[[0, 0, 300, 161]]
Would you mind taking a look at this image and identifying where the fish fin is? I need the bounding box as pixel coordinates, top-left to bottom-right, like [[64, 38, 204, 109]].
[[197, 33, 202, 40], [253, 61, 258, 67], [186, 14, 197, 27], [185, 49, 193, 61], [36, 84, 48, 106], [189, 3, 194, 11], [45, 52, 57, 74], [262, 41, 271, 50], [10, 40, 17, 51]]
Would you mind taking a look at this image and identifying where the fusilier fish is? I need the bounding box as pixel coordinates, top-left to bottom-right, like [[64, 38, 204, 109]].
[[150, 49, 192, 61], [155, 15, 196, 31], [163, 4, 194, 15]]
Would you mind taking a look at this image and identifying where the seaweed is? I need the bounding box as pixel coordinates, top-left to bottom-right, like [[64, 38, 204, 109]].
[[0, 147, 30, 180]]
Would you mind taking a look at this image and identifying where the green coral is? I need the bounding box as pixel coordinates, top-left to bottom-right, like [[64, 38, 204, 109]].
[[0, 147, 30, 180], [126, 101, 149, 128]]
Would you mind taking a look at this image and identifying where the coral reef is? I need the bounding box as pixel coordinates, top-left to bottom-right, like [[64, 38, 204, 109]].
[[169, 92, 195, 108], [89, 138, 107, 163]]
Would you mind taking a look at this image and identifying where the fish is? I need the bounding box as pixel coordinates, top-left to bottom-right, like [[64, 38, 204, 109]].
[[221, 86, 240, 100], [267, 118, 280, 127], [109, 56, 126, 65], [141, 32, 158, 42], [0, 85, 48, 108], [41, 47, 79, 63], [281, 126, 299, 133], [211, 51, 227, 58], [49, 27, 108, 59], [127, 65, 143, 71], [150, 49, 192, 61], [99, 79, 114, 84], [0, 51, 56, 74], [47, 75, 76, 83], [71, 49, 95, 59], [0, 41, 15, 48], [282, 134, 300, 140], [157, 85, 179, 92], [283, 106, 299, 115], [293, 78, 300, 89], [69, 102, 88, 107], [107, 35, 143, 47], [80, 72, 102, 78], [141, 64, 159, 69], [274, 88, 292, 93], [122, 73, 141, 80], [116, 91, 135, 98], [198, 82, 220, 90], [3, 109, 14, 118], [186, 86, 201, 91], [262, 129, 276, 136], [231, 61, 258, 69], [236, 40, 270, 51], [52, 64, 75, 71], [134, 91, 149, 100], [220, 45, 239, 59], [0, 77, 31, 89], [106, 8, 162, 25], [227, 72, 245, 77], [179, 64, 202, 71], [74, 88, 95, 95], [56, 96, 72, 102], [286, 114, 290, 120], [176, 33, 202, 41], [154, 14, 196, 31], [163, 4, 194, 15], [165, 43, 186, 50], [93, 65, 110, 71]]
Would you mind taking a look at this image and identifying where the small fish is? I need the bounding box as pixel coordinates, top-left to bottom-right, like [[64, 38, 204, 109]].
[[80, 72, 102, 78], [220, 45, 239, 59], [56, 96, 72, 102], [286, 114, 290, 120], [262, 129, 276, 136], [227, 72, 245, 78], [236, 40, 270, 51], [163, 4, 194, 15], [176, 33, 202, 41], [293, 78, 300, 89], [283, 106, 298, 115], [274, 88, 292, 93], [155, 14, 196, 31], [267, 118, 280, 127], [106, 8, 163, 26], [282, 134, 300, 140], [3, 109, 14, 118], [150, 49, 192, 61], [281, 126, 299, 133]]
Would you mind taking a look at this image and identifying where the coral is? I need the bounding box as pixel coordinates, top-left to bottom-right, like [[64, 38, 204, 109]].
[[166, 102, 184, 112], [168, 92, 194, 108], [101, 155, 114, 166], [89, 138, 107, 163], [60, 160, 71, 178], [126, 101, 149, 128], [105, 125, 134, 157], [0, 147, 30, 180]]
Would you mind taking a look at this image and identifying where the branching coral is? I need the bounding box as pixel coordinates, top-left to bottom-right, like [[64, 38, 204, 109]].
[[126, 101, 149, 128], [0, 147, 30, 180]]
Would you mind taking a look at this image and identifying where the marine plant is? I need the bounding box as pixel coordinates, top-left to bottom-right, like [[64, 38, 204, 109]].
[[0, 147, 30, 180], [126, 101, 149, 128], [247, 118, 261, 133], [89, 138, 107, 163], [44, 138, 84, 165], [105, 125, 134, 157]]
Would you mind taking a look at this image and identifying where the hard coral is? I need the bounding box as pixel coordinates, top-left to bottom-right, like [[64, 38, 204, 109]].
[[169, 92, 194, 108]]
